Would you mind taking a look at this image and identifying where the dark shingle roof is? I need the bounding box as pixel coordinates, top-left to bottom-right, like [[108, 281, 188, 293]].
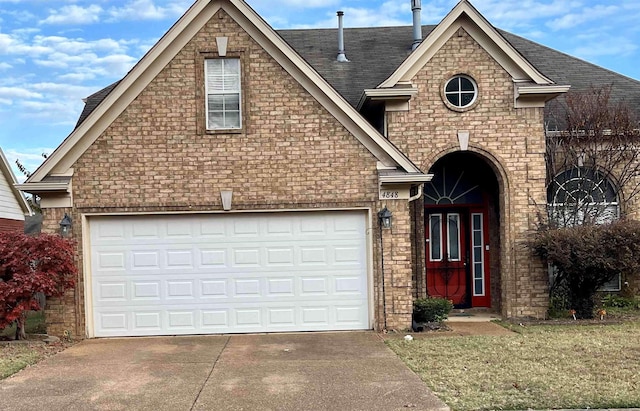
[[75, 25, 640, 128], [499, 30, 640, 110], [75, 80, 120, 127], [279, 25, 435, 107]]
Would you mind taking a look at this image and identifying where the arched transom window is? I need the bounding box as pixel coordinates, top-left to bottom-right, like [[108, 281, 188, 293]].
[[547, 167, 619, 227]]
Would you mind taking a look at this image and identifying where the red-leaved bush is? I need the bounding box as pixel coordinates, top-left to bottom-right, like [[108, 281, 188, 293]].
[[0, 232, 76, 338]]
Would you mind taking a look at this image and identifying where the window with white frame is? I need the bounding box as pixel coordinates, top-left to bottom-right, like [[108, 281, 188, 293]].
[[444, 75, 478, 109], [548, 167, 621, 291], [205, 58, 241, 130]]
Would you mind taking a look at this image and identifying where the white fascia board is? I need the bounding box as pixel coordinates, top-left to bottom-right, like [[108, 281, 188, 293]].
[[379, 174, 434, 184], [357, 87, 419, 110], [517, 85, 571, 96], [515, 84, 571, 107], [379, 0, 553, 89], [15, 182, 70, 193], [28, 0, 421, 183]]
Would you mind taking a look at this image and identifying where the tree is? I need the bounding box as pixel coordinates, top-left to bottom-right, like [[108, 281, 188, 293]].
[[545, 86, 640, 227], [0, 232, 76, 340], [536, 86, 640, 318]]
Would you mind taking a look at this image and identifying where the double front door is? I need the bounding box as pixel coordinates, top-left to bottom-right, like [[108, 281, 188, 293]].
[[425, 207, 490, 308]]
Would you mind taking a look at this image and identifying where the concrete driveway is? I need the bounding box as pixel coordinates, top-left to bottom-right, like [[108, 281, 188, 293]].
[[0, 332, 449, 411]]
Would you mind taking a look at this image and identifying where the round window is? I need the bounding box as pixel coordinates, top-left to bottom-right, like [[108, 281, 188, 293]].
[[444, 75, 478, 108]]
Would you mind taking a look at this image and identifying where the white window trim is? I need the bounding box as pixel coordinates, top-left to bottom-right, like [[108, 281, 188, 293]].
[[471, 213, 485, 297], [205, 58, 242, 130], [429, 214, 443, 262], [600, 274, 622, 292], [444, 75, 478, 109], [447, 213, 461, 262]]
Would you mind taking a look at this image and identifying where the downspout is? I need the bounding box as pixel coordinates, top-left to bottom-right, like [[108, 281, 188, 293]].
[[408, 184, 423, 202], [411, 0, 422, 51]]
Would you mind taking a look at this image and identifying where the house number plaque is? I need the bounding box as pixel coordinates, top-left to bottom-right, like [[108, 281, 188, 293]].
[[379, 186, 410, 200]]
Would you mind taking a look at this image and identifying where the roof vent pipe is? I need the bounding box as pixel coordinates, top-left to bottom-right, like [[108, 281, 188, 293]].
[[337, 11, 349, 62], [411, 0, 422, 50]]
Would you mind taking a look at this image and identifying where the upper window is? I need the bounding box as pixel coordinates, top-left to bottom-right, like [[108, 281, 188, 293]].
[[205, 58, 241, 130], [444, 75, 478, 109]]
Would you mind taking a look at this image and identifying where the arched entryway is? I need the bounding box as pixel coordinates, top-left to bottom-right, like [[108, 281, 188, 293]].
[[424, 152, 501, 309]]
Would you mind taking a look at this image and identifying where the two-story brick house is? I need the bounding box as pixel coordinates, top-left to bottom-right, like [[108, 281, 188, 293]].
[[18, 0, 640, 338]]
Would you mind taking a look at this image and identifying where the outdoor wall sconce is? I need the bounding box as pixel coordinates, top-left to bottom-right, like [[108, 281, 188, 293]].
[[59, 213, 72, 237], [220, 190, 233, 211], [378, 207, 393, 229]]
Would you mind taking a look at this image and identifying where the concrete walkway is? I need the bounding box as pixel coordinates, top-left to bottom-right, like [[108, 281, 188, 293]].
[[0, 332, 449, 411]]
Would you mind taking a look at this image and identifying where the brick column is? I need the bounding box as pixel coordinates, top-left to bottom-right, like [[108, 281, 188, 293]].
[[41, 207, 81, 338], [378, 200, 414, 331]]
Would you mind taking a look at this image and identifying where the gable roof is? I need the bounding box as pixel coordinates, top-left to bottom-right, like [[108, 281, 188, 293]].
[[0, 148, 32, 216], [77, 24, 640, 117], [24, 0, 422, 186], [379, 0, 555, 89]]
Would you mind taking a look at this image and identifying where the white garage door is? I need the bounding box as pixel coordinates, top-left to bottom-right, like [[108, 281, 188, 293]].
[[89, 211, 370, 337]]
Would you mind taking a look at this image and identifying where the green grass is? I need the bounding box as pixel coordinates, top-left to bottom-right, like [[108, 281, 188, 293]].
[[1, 311, 69, 380], [0, 311, 46, 339], [0, 345, 44, 379], [387, 321, 640, 410]]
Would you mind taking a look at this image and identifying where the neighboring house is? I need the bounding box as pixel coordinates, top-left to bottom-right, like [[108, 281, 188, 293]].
[[17, 0, 640, 338], [0, 147, 31, 232]]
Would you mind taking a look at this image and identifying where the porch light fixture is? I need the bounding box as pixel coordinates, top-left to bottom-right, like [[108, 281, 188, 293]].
[[59, 213, 72, 237], [378, 207, 393, 229]]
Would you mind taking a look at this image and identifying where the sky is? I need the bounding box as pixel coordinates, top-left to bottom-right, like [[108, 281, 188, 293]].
[[1, 0, 639, 182]]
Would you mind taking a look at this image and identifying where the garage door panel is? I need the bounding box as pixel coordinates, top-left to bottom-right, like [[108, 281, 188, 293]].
[[90, 212, 369, 337]]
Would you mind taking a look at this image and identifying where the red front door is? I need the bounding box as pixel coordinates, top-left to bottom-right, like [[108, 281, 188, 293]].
[[426, 210, 468, 305], [426, 208, 491, 307]]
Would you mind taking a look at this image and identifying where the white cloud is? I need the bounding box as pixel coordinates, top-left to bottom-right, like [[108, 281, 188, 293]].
[[107, 0, 190, 22], [291, 1, 413, 29], [0, 62, 12, 70], [573, 35, 638, 59], [40, 5, 103, 25], [547, 4, 619, 30], [280, 0, 340, 7], [0, 86, 43, 102]]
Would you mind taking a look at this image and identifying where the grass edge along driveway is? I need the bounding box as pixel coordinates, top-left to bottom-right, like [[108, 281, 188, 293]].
[[386, 321, 640, 411]]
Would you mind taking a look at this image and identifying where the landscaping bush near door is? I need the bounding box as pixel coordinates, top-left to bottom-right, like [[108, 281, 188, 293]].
[[531, 219, 640, 319], [414, 297, 454, 323]]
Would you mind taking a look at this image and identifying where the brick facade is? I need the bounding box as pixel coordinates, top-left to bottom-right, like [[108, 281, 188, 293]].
[[39, 10, 583, 338], [42, 10, 408, 337], [386, 28, 549, 318], [0, 218, 24, 233]]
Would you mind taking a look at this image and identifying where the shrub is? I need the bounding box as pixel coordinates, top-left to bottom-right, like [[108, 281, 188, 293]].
[[0, 232, 77, 339], [413, 297, 454, 323], [601, 294, 638, 309], [531, 219, 640, 319]]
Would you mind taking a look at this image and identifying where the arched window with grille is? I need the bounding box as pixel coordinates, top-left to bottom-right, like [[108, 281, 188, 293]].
[[547, 167, 619, 227], [547, 167, 621, 290]]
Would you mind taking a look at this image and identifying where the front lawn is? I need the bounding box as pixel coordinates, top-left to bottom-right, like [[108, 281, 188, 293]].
[[387, 321, 640, 410], [0, 311, 70, 380]]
